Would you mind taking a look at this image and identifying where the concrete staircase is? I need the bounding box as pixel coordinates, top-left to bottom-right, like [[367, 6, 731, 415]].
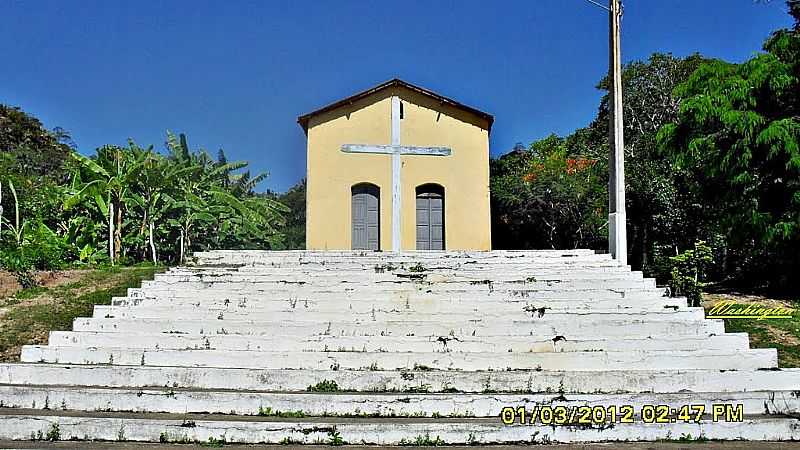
[[0, 250, 798, 444]]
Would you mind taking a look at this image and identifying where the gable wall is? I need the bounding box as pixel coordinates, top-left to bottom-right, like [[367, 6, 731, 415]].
[[305, 86, 491, 250]]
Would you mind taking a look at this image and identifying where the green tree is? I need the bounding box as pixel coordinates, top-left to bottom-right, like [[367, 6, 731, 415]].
[[274, 179, 306, 250], [65, 143, 148, 263], [658, 8, 800, 291], [491, 135, 607, 250], [0, 104, 73, 177], [163, 132, 286, 261], [592, 53, 711, 275]]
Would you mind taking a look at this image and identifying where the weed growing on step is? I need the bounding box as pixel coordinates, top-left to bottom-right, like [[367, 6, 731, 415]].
[[159, 431, 192, 444], [399, 433, 445, 446], [677, 433, 709, 443], [408, 263, 426, 273], [327, 427, 345, 446], [45, 423, 60, 441], [404, 383, 431, 393], [201, 436, 227, 447], [307, 379, 339, 392], [374, 263, 398, 273], [257, 406, 306, 417]]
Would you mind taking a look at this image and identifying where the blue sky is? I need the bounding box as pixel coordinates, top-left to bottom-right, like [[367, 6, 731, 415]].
[[1, 0, 794, 191]]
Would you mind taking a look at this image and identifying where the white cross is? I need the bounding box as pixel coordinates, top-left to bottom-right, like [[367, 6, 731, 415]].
[[342, 96, 451, 251]]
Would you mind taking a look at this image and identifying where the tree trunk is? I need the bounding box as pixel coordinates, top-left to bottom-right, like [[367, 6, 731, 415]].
[[114, 200, 123, 261], [0, 181, 4, 236], [149, 222, 157, 264], [641, 226, 649, 271], [108, 202, 115, 264], [179, 229, 185, 265]]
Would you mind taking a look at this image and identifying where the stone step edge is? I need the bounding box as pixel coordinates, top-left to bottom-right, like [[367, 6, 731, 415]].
[[20, 347, 778, 372], [1, 386, 798, 417], [1, 409, 798, 443], [48, 330, 746, 345], [6, 382, 797, 397], [3, 364, 799, 393]]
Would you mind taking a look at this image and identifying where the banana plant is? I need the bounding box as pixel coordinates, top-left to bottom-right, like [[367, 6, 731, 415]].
[[65, 143, 148, 263], [1, 181, 25, 246]]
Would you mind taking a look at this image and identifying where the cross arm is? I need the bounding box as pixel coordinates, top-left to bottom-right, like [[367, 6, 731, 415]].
[[341, 144, 451, 156]]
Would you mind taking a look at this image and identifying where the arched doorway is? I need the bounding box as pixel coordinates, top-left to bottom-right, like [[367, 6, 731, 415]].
[[351, 183, 380, 250], [416, 184, 445, 250]]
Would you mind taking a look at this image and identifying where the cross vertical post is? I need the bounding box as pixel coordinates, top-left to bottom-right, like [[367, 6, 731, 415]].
[[608, 0, 627, 264], [391, 96, 402, 252]]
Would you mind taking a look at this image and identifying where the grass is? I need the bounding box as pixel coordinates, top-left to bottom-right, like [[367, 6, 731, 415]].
[[724, 316, 800, 367], [0, 265, 162, 361], [703, 292, 800, 368]]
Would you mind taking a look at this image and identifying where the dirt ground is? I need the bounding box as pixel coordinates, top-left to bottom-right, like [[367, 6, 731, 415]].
[[0, 267, 160, 361], [0, 270, 86, 301]]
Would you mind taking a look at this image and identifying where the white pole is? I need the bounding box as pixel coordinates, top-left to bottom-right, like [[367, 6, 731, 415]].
[[608, 0, 627, 264]]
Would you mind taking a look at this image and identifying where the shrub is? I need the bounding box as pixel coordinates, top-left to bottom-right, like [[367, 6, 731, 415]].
[[669, 240, 713, 307]]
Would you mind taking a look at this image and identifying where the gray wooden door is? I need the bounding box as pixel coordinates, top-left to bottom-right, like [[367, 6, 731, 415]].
[[351, 184, 380, 250], [416, 187, 444, 250]]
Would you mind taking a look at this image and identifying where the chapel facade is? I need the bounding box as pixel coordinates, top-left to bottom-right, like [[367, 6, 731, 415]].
[[298, 79, 492, 251]]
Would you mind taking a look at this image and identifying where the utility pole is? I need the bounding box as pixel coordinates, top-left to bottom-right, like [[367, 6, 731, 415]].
[[607, 0, 627, 264]]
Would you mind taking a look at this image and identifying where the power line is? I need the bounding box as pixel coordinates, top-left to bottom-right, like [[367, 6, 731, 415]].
[[583, 0, 609, 11]]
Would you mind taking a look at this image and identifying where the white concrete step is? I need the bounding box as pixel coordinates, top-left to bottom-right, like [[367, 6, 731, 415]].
[[91, 305, 706, 322], [160, 268, 644, 279], [138, 278, 657, 291], [176, 265, 637, 274], [192, 252, 612, 261], [197, 248, 598, 254], [151, 271, 652, 287], [3, 364, 798, 393], [193, 249, 603, 261], [123, 288, 672, 304], [101, 297, 694, 313], [70, 317, 725, 338], [110, 293, 687, 310], [2, 410, 798, 443], [47, 331, 750, 353], [2, 385, 796, 417], [191, 260, 630, 271], [129, 287, 670, 302], [20, 346, 777, 371]]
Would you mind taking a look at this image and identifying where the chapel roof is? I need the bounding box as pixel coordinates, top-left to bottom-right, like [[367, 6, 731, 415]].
[[297, 78, 494, 133]]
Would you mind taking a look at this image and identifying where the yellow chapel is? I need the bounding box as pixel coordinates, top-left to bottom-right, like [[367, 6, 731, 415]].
[[298, 79, 492, 251]]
